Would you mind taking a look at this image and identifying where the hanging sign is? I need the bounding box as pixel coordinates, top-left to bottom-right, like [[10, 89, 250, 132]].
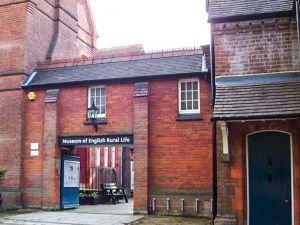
[[58, 134, 134, 146]]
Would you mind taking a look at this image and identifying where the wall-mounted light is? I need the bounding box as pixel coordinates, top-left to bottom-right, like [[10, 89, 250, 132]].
[[28, 92, 36, 101], [87, 101, 99, 132]]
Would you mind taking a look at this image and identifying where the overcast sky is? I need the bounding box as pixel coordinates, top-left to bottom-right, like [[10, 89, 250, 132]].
[[89, 0, 210, 51]]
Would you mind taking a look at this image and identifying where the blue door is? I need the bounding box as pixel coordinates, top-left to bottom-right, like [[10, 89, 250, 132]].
[[248, 131, 292, 225], [60, 155, 80, 209]]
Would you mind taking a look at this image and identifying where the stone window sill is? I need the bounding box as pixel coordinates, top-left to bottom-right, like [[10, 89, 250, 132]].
[[176, 114, 202, 121], [84, 118, 108, 125]]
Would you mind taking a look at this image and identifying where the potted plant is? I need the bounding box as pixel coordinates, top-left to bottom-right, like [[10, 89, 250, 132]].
[[79, 192, 88, 205], [88, 192, 99, 205], [0, 167, 7, 207]]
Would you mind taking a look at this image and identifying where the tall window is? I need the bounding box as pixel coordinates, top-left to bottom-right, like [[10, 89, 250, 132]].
[[88, 86, 106, 117], [178, 79, 200, 114]]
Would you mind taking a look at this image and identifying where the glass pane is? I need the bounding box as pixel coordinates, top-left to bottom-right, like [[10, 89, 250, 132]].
[[101, 88, 105, 96], [96, 97, 100, 107], [101, 105, 105, 114], [187, 91, 192, 100], [193, 91, 198, 99], [193, 100, 198, 109], [193, 81, 198, 90], [90, 88, 95, 97], [181, 92, 186, 100], [96, 88, 100, 96], [187, 101, 192, 110], [101, 96, 105, 104], [181, 102, 186, 110], [89, 96, 93, 106], [187, 82, 192, 90], [181, 82, 185, 91]]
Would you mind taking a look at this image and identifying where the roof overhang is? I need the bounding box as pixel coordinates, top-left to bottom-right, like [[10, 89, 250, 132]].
[[212, 72, 300, 121]]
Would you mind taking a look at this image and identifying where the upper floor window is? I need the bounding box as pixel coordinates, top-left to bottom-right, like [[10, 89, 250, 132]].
[[88, 86, 106, 118], [178, 79, 200, 114]]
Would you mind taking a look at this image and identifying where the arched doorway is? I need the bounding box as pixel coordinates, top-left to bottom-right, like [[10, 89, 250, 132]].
[[247, 131, 293, 225]]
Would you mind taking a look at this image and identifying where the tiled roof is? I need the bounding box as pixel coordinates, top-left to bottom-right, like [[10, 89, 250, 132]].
[[23, 48, 207, 88], [213, 72, 300, 120], [208, 0, 294, 22]]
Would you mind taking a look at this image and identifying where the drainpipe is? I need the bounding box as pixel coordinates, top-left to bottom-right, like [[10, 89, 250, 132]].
[[295, 0, 300, 71], [210, 28, 217, 223]]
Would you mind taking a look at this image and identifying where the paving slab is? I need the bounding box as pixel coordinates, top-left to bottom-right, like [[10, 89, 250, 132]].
[[0, 199, 143, 225]]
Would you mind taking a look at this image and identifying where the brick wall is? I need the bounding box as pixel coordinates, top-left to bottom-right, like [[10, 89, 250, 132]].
[[23, 77, 212, 215], [216, 120, 300, 225], [148, 78, 212, 216], [0, 2, 27, 74], [0, 0, 96, 209], [213, 17, 299, 77]]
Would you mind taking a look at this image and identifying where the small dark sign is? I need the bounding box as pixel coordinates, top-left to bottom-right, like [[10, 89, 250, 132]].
[[58, 134, 134, 146]]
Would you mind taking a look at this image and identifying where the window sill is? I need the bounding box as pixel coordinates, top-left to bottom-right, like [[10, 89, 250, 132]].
[[84, 118, 108, 125], [176, 114, 202, 121]]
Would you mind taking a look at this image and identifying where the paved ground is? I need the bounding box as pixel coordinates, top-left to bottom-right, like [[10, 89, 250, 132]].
[[128, 216, 211, 225], [0, 199, 211, 225], [0, 199, 143, 225]]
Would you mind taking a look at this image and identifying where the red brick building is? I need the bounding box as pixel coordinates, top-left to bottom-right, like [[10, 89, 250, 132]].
[[0, 0, 96, 209], [1, 0, 213, 216], [21, 47, 212, 215], [207, 0, 300, 225]]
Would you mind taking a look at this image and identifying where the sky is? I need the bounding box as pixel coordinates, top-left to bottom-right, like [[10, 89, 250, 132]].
[[89, 0, 210, 52]]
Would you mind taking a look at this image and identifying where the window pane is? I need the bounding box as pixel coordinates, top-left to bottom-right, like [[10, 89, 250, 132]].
[[96, 97, 100, 107], [187, 82, 192, 90], [193, 81, 198, 90], [193, 100, 199, 109], [181, 102, 186, 110], [91, 88, 95, 97], [193, 91, 198, 100], [181, 92, 186, 100], [187, 101, 192, 109], [187, 91, 192, 100], [96, 88, 100, 96], [181, 82, 185, 91], [101, 88, 105, 96], [90, 96, 94, 105], [101, 96, 105, 104], [101, 105, 105, 114]]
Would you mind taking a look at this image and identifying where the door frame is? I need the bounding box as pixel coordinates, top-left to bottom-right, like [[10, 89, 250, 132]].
[[246, 130, 294, 225]]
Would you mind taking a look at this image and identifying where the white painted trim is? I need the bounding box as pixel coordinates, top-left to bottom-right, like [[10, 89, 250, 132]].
[[178, 78, 200, 114], [23, 71, 37, 86], [246, 130, 294, 225], [88, 85, 106, 118], [220, 122, 229, 155]]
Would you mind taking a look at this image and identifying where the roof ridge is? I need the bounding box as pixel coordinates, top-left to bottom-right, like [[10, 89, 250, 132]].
[[36, 47, 204, 70]]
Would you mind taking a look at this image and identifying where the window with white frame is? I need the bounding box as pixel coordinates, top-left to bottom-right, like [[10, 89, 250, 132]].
[[178, 79, 200, 114], [88, 86, 106, 118], [111, 147, 115, 168]]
